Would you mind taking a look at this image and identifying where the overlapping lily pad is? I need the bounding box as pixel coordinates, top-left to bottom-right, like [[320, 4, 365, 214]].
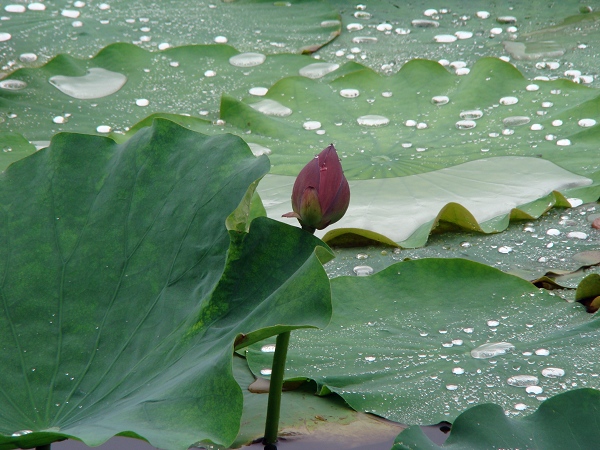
[[317, 1, 600, 87], [504, 10, 600, 65], [4, 48, 599, 246], [260, 157, 596, 246], [219, 57, 600, 243], [0, 0, 340, 73], [0, 43, 341, 141], [225, 57, 600, 179], [0, 120, 333, 450], [246, 258, 600, 425], [326, 198, 600, 288]]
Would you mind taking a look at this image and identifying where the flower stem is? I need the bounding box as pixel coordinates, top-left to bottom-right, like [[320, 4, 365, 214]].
[[263, 331, 291, 446]]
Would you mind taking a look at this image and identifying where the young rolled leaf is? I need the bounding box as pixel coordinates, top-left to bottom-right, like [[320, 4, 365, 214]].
[[0, 119, 332, 450]]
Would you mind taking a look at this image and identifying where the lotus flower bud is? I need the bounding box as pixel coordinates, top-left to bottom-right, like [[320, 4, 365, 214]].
[[283, 144, 350, 233]]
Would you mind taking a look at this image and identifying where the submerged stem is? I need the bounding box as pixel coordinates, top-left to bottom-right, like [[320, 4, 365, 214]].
[[263, 331, 291, 447]]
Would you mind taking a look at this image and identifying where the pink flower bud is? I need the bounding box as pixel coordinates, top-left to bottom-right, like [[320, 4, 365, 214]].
[[283, 144, 350, 233]]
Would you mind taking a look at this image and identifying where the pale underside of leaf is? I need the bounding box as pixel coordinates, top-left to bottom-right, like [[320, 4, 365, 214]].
[[262, 156, 591, 244]]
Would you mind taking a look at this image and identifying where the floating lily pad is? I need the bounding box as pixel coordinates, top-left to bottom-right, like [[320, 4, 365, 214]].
[[219, 57, 600, 244], [260, 157, 594, 245], [326, 197, 600, 292], [505, 11, 600, 65], [224, 57, 600, 179], [393, 388, 600, 449], [6, 44, 600, 247], [323, 196, 600, 306], [316, 1, 600, 87], [0, 0, 340, 73], [0, 43, 347, 140], [0, 120, 333, 450], [246, 258, 600, 425]]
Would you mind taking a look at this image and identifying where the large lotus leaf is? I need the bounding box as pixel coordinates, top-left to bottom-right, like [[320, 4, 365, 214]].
[[224, 57, 600, 179], [0, 43, 360, 142], [0, 0, 340, 72], [246, 258, 600, 425], [0, 119, 333, 450], [258, 157, 595, 245], [393, 388, 600, 450], [315, 1, 600, 88], [221, 57, 600, 244]]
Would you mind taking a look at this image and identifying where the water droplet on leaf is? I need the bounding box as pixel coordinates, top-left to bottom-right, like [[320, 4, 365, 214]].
[[431, 95, 449, 105], [411, 19, 439, 28], [11, 430, 32, 437], [299, 63, 339, 79], [471, 342, 514, 359], [456, 120, 476, 130], [229, 52, 267, 67], [357, 115, 389, 126], [340, 88, 360, 98], [499, 96, 519, 105], [249, 87, 268, 96], [0, 79, 27, 90], [303, 121, 321, 131], [541, 367, 565, 378], [434, 34, 457, 43], [507, 374, 539, 387], [503, 116, 530, 127], [353, 265, 374, 276], [261, 344, 276, 353], [250, 99, 292, 117], [96, 125, 111, 133], [460, 110, 483, 120], [578, 118, 596, 127], [49, 68, 127, 99]]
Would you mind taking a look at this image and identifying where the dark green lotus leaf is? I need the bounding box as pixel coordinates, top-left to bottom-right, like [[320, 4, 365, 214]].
[[0, 0, 340, 72], [0, 119, 333, 450], [393, 388, 600, 450], [246, 258, 600, 425]]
